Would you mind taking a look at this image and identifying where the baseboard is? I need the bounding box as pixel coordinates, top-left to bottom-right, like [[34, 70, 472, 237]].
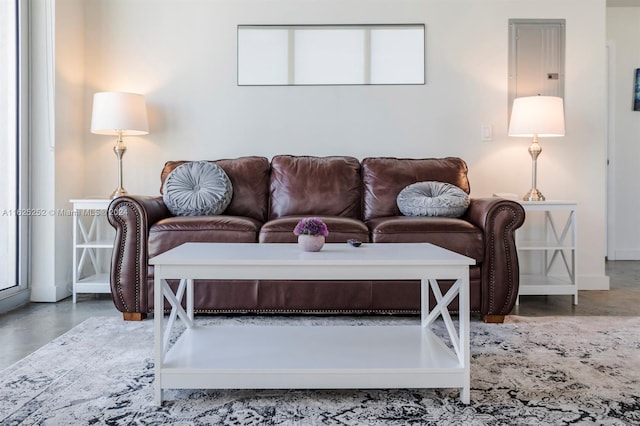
[[578, 274, 610, 291], [30, 282, 71, 302], [611, 250, 640, 261]]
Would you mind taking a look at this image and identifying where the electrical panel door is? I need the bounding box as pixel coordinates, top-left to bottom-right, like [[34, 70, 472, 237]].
[[508, 20, 565, 114]]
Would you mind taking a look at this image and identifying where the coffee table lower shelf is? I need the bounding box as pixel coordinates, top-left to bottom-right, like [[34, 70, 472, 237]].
[[159, 325, 465, 390]]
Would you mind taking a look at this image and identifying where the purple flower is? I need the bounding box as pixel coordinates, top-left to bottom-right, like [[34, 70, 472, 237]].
[[293, 217, 329, 236]]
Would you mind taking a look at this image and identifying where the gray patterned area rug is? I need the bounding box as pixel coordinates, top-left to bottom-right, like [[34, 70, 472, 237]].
[[1, 315, 639, 425]]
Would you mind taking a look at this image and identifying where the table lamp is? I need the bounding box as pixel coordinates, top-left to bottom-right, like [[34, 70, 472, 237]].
[[508, 95, 565, 201], [91, 92, 149, 198]]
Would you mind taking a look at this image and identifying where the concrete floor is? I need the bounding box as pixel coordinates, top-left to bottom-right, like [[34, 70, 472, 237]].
[[0, 260, 638, 371], [513, 260, 640, 317]]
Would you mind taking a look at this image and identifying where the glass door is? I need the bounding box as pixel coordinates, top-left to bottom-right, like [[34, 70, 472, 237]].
[[1, 0, 27, 305]]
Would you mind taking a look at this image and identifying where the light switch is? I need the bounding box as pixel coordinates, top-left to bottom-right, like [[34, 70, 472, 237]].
[[481, 124, 493, 141]]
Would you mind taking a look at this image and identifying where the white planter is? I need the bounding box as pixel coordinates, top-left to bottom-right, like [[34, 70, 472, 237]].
[[297, 234, 325, 252]]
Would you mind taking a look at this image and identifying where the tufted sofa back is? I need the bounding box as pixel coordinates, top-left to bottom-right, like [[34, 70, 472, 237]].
[[268, 155, 363, 220], [159, 155, 470, 224], [160, 156, 271, 222], [361, 157, 470, 221]]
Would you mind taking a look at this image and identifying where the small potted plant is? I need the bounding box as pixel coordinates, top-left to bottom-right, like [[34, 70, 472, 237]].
[[293, 217, 329, 252]]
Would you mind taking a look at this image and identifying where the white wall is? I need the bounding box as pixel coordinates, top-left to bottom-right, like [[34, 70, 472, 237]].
[[29, 0, 57, 301], [606, 7, 640, 260], [30, 0, 85, 301], [32, 0, 610, 298], [54, 0, 85, 296]]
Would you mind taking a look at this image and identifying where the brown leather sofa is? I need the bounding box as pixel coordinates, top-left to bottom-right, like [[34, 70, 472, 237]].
[[108, 155, 525, 323]]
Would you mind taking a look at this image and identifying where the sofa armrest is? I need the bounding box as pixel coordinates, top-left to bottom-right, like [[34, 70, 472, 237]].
[[108, 195, 171, 317], [463, 198, 525, 319]]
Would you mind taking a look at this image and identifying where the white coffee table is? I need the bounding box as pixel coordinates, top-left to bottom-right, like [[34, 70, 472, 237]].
[[150, 242, 475, 405]]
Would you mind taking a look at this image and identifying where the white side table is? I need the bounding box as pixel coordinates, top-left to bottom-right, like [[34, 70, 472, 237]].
[[70, 199, 114, 303], [516, 200, 578, 305]]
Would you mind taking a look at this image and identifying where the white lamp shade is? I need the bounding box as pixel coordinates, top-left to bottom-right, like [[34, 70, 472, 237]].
[[91, 92, 149, 136], [508, 95, 565, 137]]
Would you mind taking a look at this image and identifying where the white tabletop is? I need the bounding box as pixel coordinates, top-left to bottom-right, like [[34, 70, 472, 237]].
[[70, 198, 112, 208], [149, 242, 475, 267]]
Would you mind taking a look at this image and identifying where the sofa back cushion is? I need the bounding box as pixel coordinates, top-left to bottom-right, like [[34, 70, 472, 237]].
[[160, 156, 270, 222], [269, 155, 362, 220], [362, 157, 470, 221]]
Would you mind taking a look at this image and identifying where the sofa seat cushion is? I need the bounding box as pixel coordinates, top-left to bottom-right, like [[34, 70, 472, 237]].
[[367, 216, 484, 263], [260, 216, 370, 243], [148, 215, 261, 258]]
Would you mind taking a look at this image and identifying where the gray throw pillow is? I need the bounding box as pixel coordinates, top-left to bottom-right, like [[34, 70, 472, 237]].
[[163, 161, 233, 216], [397, 181, 469, 217]]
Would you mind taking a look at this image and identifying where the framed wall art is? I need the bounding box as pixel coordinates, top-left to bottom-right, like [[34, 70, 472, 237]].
[[237, 24, 425, 86]]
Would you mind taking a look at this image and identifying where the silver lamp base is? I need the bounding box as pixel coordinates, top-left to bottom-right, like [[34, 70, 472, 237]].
[[110, 134, 128, 199], [523, 135, 545, 202], [110, 188, 128, 199], [523, 188, 545, 202]]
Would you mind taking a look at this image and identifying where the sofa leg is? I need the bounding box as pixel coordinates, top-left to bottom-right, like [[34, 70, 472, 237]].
[[483, 315, 505, 324], [123, 312, 147, 321]]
